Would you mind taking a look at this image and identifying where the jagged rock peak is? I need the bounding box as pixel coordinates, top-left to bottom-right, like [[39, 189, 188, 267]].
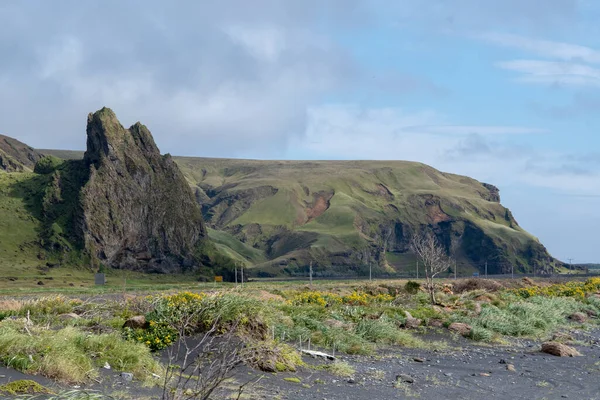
[[84, 107, 159, 165], [80, 107, 207, 272]]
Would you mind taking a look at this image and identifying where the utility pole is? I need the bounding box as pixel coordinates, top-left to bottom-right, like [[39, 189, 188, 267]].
[[567, 258, 573, 275], [454, 260, 457, 280], [241, 264, 244, 288], [369, 262, 372, 281], [309, 261, 313, 288], [511, 264, 514, 279], [485, 261, 488, 279], [416, 260, 419, 279], [235, 265, 238, 286]]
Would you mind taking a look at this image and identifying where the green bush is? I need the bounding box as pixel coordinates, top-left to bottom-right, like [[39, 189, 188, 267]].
[[405, 281, 421, 294], [34, 155, 64, 174]]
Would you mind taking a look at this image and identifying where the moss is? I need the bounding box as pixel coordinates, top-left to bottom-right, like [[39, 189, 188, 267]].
[[0, 379, 52, 395], [283, 377, 301, 384]]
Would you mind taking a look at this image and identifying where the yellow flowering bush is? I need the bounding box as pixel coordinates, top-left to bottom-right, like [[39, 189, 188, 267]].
[[289, 291, 333, 306], [124, 291, 206, 351], [289, 291, 394, 307], [342, 291, 394, 306], [122, 320, 177, 351], [511, 278, 600, 299]]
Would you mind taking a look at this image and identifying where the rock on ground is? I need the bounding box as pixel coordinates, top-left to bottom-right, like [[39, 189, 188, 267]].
[[541, 342, 582, 357], [448, 322, 472, 336], [123, 315, 147, 329], [569, 312, 587, 323]]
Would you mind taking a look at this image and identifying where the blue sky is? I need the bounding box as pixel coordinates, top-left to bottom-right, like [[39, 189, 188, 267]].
[[0, 0, 599, 262]]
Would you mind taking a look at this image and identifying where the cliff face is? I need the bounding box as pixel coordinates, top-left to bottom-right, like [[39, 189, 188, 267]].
[[80, 108, 207, 272], [0, 134, 44, 172]]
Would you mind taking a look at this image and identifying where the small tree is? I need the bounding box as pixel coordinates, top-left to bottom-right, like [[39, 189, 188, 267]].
[[410, 231, 451, 304]]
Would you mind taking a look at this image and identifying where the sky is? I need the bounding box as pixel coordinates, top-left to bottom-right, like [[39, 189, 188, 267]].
[[0, 0, 599, 262]]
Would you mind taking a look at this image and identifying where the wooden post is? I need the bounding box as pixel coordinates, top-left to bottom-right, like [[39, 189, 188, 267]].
[[416, 260, 419, 279]]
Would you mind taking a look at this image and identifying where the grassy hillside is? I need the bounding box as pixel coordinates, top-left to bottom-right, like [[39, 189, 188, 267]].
[[173, 157, 556, 276], [38, 151, 558, 277]]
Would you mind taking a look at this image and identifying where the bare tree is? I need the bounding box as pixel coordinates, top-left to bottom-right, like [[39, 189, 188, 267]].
[[410, 231, 451, 304], [160, 304, 249, 400]]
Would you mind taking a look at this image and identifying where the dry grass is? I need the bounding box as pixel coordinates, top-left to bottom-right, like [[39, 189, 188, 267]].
[[0, 299, 24, 311]]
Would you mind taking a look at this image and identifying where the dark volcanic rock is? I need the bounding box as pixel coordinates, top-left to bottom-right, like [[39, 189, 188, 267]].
[[481, 183, 501, 202], [81, 108, 207, 272]]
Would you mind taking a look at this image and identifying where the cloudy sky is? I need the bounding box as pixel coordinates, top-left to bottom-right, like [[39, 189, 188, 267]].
[[1, 0, 599, 262]]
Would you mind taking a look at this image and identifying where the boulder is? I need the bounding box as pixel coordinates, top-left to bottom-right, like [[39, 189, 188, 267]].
[[448, 322, 472, 336], [427, 319, 444, 328], [123, 315, 148, 329], [541, 342, 582, 357], [405, 317, 422, 329], [568, 312, 587, 323]]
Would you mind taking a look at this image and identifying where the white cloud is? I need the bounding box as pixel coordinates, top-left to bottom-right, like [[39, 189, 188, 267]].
[[224, 26, 287, 62], [496, 60, 600, 87], [400, 125, 546, 135], [294, 104, 600, 196], [481, 32, 600, 64]]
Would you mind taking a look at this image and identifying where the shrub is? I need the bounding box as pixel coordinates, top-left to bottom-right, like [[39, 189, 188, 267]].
[[34, 155, 64, 174], [123, 321, 177, 351], [405, 281, 421, 294], [510, 279, 600, 299], [453, 278, 503, 293]]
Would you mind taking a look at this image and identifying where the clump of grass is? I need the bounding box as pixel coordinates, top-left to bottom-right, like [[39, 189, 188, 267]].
[[325, 361, 355, 377], [244, 340, 303, 372], [0, 321, 162, 384], [0, 379, 52, 395], [355, 318, 425, 347], [43, 390, 107, 400], [460, 295, 589, 339], [468, 325, 494, 342]]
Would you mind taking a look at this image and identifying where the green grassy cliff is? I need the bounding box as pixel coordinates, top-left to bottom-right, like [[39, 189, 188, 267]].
[[172, 158, 558, 277]]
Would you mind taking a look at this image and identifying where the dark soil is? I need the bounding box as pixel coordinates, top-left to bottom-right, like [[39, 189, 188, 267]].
[[1, 328, 599, 399], [244, 328, 600, 400]]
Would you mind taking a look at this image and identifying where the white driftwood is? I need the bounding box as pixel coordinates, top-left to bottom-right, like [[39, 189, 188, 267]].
[[300, 349, 336, 360]]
